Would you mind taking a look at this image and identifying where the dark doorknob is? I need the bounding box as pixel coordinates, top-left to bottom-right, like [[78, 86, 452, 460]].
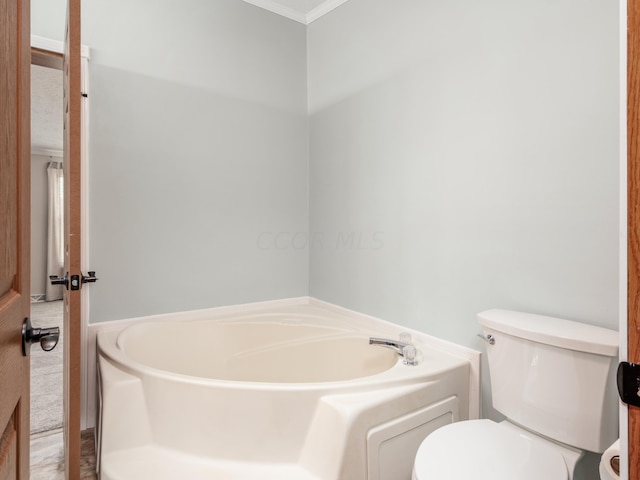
[[82, 271, 98, 284], [49, 273, 68, 288], [22, 317, 60, 356]]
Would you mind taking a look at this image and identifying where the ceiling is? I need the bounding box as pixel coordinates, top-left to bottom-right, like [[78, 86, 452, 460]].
[[242, 0, 349, 24], [31, 64, 63, 155]]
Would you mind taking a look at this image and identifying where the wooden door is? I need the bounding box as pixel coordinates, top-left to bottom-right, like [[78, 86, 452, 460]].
[[63, 0, 82, 478], [0, 0, 31, 478], [630, 0, 640, 477]]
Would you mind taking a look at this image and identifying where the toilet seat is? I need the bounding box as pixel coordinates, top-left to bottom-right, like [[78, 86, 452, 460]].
[[413, 420, 568, 480]]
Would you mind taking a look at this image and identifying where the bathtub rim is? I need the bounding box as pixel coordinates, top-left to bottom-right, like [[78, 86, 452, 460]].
[[87, 296, 481, 425], [97, 315, 466, 392]]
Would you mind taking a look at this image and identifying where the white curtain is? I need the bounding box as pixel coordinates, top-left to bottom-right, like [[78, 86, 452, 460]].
[[45, 162, 64, 301]]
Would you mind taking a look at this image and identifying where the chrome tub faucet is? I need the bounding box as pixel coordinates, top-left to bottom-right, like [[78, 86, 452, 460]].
[[369, 335, 419, 366]]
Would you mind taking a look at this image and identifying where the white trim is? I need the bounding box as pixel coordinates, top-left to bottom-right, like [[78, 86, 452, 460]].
[[306, 0, 350, 23], [31, 35, 63, 54], [31, 147, 63, 158], [242, 0, 307, 23], [31, 34, 90, 59], [79, 52, 91, 430], [619, 0, 629, 478], [241, 0, 350, 24], [83, 296, 481, 428]]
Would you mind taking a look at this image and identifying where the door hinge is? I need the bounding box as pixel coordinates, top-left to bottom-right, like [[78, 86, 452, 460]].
[[617, 362, 640, 407]]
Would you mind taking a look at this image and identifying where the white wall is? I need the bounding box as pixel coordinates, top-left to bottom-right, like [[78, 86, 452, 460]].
[[76, 0, 309, 322]]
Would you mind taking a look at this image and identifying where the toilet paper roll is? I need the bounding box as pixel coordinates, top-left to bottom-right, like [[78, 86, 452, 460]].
[[599, 439, 620, 480]]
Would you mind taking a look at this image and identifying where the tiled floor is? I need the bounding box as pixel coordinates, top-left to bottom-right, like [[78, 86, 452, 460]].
[[30, 429, 64, 479], [30, 428, 98, 479]]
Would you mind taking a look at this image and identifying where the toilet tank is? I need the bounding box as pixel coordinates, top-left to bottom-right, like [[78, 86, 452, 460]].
[[478, 309, 619, 453]]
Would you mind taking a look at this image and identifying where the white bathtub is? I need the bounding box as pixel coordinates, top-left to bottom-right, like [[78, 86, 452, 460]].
[[97, 302, 474, 480]]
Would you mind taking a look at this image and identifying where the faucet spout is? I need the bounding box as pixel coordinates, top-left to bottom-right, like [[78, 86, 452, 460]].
[[369, 336, 419, 365], [369, 337, 409, 356]]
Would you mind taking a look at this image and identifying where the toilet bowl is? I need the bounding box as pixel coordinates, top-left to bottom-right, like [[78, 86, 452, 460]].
[[412, 420, 583, 480], [413, 309, 619, 480]]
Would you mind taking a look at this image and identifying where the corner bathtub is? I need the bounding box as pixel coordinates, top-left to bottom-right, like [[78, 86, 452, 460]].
[[97, 302, 472, 480]]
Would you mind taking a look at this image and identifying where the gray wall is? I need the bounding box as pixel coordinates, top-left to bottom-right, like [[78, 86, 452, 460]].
[[32, 0, 309, 322], [31, 0, 620, 329], [308, 2, 619, 478], [80, 0, 309, 322], [308, 0, 619, 342], [31, 0, 66, 41]]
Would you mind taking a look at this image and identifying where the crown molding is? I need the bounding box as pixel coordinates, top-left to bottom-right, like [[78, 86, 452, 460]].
[[242, 0, 350, 24], [242, 0, 307, 23], [306, 0, 349, 23]]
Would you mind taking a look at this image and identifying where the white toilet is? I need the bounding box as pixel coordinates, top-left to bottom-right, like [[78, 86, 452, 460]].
[[413, 309, 619, 480]]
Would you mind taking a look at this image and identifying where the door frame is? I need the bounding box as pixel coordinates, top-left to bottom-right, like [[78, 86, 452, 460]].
[[621, 2, 628, 480], [625, 0, 640, 478], [30, 34, 91, 429]]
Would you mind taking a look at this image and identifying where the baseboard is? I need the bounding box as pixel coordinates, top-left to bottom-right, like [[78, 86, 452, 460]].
[[31, 294, 46, 303]]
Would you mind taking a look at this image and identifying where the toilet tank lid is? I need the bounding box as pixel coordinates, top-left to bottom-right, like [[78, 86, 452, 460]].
[[477, 309, 618, 357]]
